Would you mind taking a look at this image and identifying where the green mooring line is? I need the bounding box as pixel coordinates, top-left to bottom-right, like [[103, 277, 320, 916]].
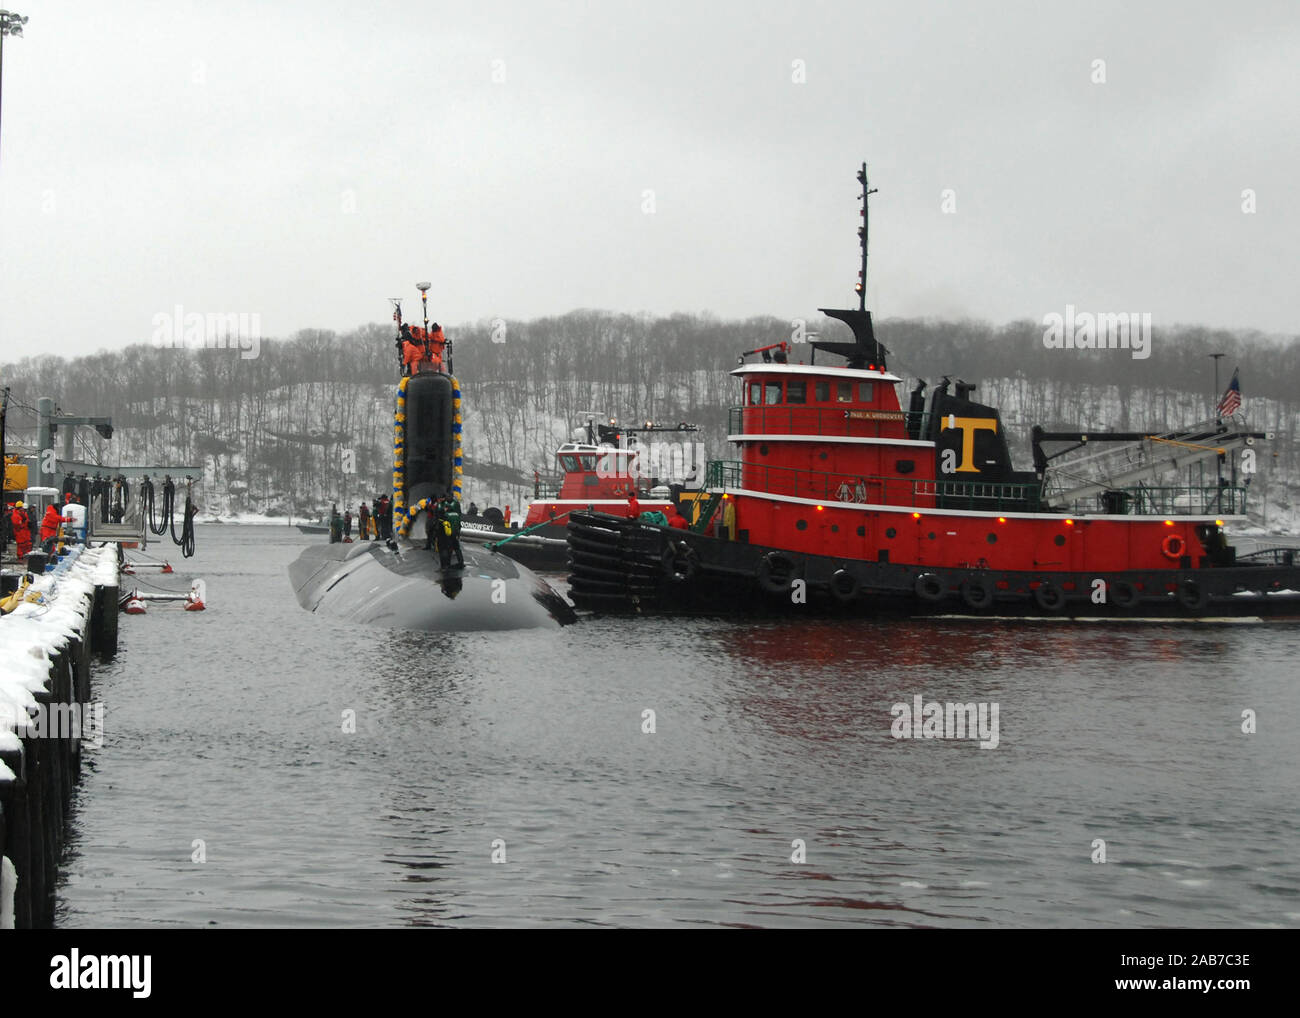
[[488, 507, 587, 550]]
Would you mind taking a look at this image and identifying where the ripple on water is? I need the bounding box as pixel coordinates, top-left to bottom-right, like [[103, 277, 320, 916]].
[[53, 526, 1300, 928]]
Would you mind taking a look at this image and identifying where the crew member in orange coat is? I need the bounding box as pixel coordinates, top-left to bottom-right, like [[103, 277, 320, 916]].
[[402, 328, 428, 375], [40, 503, 72, 549], [10, 502, 32, 558], [427, 322, 446, 371]]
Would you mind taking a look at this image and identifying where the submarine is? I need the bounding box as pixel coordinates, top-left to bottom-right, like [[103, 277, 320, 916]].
[[289, 290, 576, 631]]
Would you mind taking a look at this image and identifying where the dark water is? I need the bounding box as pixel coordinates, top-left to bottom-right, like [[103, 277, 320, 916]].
[[56, 526, 1300, 927]]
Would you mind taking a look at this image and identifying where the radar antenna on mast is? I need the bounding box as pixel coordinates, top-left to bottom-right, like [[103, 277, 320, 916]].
[[811, 162, 888, 370], [855, 162, 878, 312]]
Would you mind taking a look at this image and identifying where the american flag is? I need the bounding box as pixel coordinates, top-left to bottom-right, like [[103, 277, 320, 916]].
[[1217, 368, 1241, 417]]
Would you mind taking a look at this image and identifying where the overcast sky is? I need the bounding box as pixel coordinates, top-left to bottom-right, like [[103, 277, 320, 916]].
[[0, 0, 1297, 359]]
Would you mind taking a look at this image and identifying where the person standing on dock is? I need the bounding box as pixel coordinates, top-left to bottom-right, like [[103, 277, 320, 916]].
[[10, 502, 32, 559], [358, 501, 370, 540], [344, 508, 353, 540], [39, 502, 72, 551], [329, 504, 343, 544]]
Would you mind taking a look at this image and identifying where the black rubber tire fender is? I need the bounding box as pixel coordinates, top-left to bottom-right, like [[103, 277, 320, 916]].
[[1110, 579, 1141, 610], [661, 540, 699, 582], [830, 568, 859, 603], [960, 576, 995, 611], [914, 572, 946, 603], [757, 552, 797, 594], [1177, 578, 1207, 611], [1034, 581, 1066, 612]]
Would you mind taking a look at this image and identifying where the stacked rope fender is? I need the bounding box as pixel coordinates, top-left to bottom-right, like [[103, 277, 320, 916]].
[[393, 375, 464, 539], [452, 376, 463, 501]]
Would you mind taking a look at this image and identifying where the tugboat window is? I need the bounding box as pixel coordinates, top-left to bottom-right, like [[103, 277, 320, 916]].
[[815, 381, 830, 402], [765, 381, 782, 405], [786, 381, 806, 404], [859, 382, 874, 402], [749, 382, 761, 406], [837, 382, 852, 402]]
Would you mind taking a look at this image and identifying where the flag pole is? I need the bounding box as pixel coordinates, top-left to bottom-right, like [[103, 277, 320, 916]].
[[1210, 352, 1224, 422]]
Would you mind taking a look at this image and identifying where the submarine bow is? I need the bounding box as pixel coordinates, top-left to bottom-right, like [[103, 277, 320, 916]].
[[289, 540, 575, 631]]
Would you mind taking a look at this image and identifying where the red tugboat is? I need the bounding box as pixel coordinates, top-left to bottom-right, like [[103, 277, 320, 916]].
[[458, 416, 693, 570], [566, 165, 1300, 618]]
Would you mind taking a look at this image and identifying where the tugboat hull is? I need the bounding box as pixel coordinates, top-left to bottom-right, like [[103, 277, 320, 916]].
[[290, 539, 575, 631], [566, 511, 1300, 619]]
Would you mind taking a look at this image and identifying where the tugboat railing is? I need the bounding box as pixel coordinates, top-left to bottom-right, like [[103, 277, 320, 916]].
[[703, 460, 1041, 511], [1064, 484, 1249, 516]]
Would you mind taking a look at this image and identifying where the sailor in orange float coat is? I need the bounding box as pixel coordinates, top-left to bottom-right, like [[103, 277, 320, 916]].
[[10, 502, 32, 558], [427, 323, 446, 371], [402, 330, 428, 375], [40, 503, 72, 545]]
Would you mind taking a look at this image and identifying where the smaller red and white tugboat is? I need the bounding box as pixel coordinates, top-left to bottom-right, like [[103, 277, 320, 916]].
[[565, 164, 1300, 619], [460, 416, 694, 570]]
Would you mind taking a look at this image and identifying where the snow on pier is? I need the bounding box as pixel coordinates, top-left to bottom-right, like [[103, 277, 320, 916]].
[[0, 545, 119, 928]]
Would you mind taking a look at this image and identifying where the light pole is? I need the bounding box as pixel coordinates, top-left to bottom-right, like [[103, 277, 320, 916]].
[[0, 9, 30, 172]]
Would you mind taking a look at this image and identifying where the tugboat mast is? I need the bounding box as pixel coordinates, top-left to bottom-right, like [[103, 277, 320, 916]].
[[856, 162, 877, 312]]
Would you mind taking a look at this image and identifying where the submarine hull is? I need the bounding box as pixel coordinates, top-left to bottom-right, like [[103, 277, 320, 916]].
[[289, 538, 576, 631]]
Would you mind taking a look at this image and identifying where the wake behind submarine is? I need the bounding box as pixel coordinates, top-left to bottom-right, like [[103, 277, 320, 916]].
[[289, 292, 575, 631]]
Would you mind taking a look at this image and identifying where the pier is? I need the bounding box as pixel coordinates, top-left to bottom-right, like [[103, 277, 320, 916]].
[[0, 544, 119, 928]]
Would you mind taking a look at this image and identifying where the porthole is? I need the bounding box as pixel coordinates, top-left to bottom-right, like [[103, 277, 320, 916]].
[[1054, 534, 1066, 546], [885, 527, 896, 539], [796, 519, 807, 530]]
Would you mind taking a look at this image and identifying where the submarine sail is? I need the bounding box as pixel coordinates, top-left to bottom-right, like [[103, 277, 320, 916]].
[[288, 287, 575, 631]]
